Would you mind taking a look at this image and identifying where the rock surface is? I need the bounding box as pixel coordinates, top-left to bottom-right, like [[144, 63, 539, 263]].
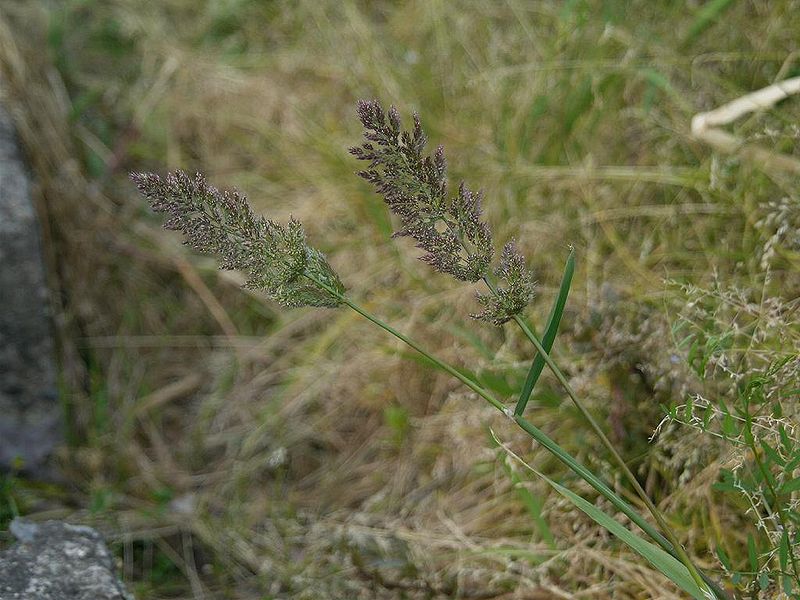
[[0, 100, 61, 475], [0, 519, 133, 600]]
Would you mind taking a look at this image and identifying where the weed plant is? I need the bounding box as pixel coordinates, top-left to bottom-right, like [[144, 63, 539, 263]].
[[135, 101, 735, 599]]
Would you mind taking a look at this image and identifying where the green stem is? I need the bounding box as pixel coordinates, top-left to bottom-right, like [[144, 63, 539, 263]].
[[337, 295, 506, 413]]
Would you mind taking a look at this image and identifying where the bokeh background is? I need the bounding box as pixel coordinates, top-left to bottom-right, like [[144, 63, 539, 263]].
[[1, 1, 799, 598]]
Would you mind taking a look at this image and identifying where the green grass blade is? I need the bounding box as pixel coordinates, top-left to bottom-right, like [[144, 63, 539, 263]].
[[510, 416, 728, 599], [512, 414, 669, 549], [515, 248, 575, 416], [492, 431, 706, 600], [544, 473, 706, 599]]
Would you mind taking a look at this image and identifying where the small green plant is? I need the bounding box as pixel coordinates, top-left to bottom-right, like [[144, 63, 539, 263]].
[[133, 100, 729, 599]]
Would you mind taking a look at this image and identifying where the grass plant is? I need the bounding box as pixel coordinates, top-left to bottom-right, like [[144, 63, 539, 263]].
[[133, 111, 721, 596]]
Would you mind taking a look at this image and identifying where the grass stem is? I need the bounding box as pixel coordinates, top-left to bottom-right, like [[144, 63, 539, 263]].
[[336, 294, 505, 413]]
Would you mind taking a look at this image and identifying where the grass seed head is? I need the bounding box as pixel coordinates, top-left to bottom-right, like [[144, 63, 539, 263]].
[[132, 170, 346, 308], [351, 100, 536, 325], [472, 241, 536, 325], [351, 99, 494, 283]]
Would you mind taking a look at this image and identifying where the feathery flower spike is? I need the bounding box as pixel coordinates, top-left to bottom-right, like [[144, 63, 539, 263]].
[[351, 99, 535, 324], [350, 99, 493, 282], [131, 170, 345, 308], [472, 241, 536, 325]]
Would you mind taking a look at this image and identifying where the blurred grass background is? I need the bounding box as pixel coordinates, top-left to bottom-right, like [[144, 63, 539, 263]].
[[0, 0, 798, 598]]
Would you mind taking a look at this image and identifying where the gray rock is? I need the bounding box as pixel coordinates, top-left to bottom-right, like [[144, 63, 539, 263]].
[[0, 519, 133, 600], [0, 99, 61, 476]]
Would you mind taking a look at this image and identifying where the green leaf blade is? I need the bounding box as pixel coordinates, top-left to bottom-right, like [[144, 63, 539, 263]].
[[540, 472, 707, 599], [515, 248, 575, 416]]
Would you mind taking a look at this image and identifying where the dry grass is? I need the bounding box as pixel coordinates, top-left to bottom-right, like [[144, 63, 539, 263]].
[[1, 1, 799, 598]]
